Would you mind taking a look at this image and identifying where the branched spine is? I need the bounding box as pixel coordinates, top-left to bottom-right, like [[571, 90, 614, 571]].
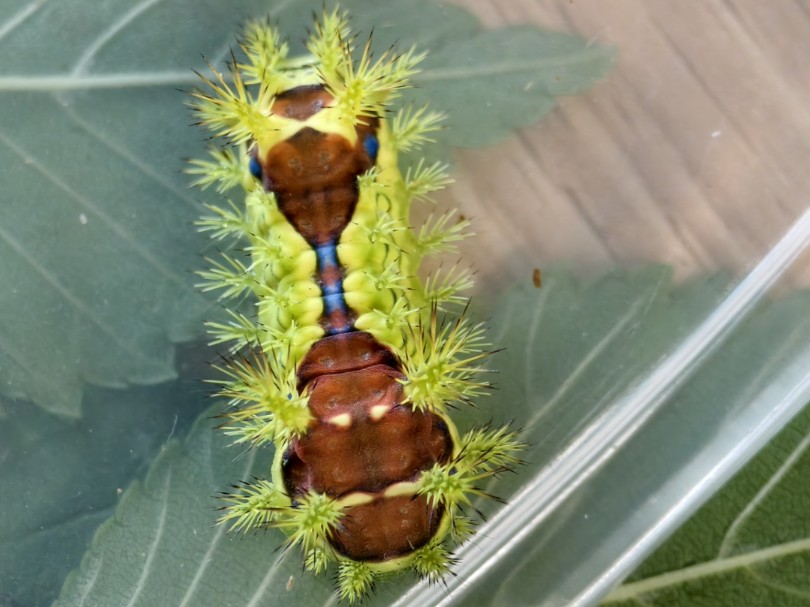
[[338, 560, 376, 603], [418, 426, 524, 507], [400, 307, 493, 412], [195, 200, 251, 241], [190, 60, 275, 145], [217, 478, 288, 532], [415, 211, 471, 257], [186, 147, 248, 193], [218, 484, 344, 558], [423, 265, 475, 307], [238, 18, 290, 86], [196, 254, 254, 301], [404, 158, 453, 202], [212, 349, 310, 446], [274, 491, 345, 553], [204, 309, 261, 353], [412, 539, 454, 582], [391, 105, 445, 153]]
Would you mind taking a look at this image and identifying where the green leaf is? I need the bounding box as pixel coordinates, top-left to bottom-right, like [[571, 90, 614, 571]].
[[0, 0, 612, 416], [408, 25, 615, 148], [54, 402, 332, 607], [0, 0, 235, 416], [0, 345, 205, 607], [602, 397, 810, 603]]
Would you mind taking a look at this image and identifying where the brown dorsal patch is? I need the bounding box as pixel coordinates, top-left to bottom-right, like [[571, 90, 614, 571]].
[[261, 128, 366, 245], [271, 85, 334, 121], [331, 494, 444, 561], [283, 365, 452, 497], [297, 331, 398, 387], [257, 85, 380, 246]]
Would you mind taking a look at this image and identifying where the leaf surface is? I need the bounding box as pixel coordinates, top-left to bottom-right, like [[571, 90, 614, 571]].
[[0, 348, 204, 607], [54, 403, 334, 607], [602, 386, 810, 606]]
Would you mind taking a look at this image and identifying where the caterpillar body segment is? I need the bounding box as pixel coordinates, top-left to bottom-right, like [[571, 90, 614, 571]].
[[191, 9, 523, 601]]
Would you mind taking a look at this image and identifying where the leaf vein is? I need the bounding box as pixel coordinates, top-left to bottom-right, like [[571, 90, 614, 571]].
[[245, 552, 287, 607], [0, 221, 156, 365], [0, 0, 44, 43], [0, 127, 196, 293], [719, 428, 810, 557], [75, 554, 103, 607], [59, 100, 200, 212], [0, 71, 199, 92], [522, 286, 651, 434], [606, 537, 810, 602], [178, 448, 258, 607], [72, 0, 167, 76], [125, 468, 172, 607], [523, 278, 551, 408]]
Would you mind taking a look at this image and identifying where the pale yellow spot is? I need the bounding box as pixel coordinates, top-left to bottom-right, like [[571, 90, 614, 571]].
[[337, 492, 376, 508], [383, 481, 420, 498], [326, 412, 352, 428], [369, 403, 391, 421]]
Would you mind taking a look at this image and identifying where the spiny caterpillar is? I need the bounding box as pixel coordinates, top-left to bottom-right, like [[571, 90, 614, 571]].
[[189, 9, 523, 602]]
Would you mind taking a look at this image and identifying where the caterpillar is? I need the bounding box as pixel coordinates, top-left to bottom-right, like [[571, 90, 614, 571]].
[[189, 9, 523, 602]]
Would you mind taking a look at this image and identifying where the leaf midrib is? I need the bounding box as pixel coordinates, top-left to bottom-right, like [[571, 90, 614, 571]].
[[0, 45, 610, 93], [605, 536, 810, 602]]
